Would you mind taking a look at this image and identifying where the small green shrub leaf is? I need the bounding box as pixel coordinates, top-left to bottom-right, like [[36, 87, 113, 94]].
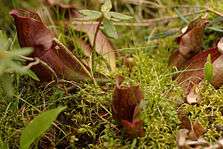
[[103, 19, 118, 39], [109, 12, 133, 21], [204, 54, 213, 82], [101, 0, 112, 13], [20, 106, 66, 149], [26, 70, 40, 81], [78, 10, 102, 20]]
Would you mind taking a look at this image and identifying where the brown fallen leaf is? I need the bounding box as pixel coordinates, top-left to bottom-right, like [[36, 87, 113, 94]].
[[178, 110, 205, 140], [176, 129, 189, 148], [211, 55, 223, 88], [75, 22, 117, 71], [211, 38, 223, 88], [169, 18, 208, 68], [178, 110, 191, 130], [177, 129, 210, 149], [10, 9, 92, 81], [189, 120, 206, 140], [112, 76, 145, 138], [176, 47, 220, 95], [174, 37, 223, 104], [186, 84, 200, 104]]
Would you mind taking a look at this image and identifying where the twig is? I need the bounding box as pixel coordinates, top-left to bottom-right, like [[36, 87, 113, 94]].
[[19, 55, 34, 61], [207, 8, 223, 17], [38, 58, 58, 83], [91, 18, 103, 86], [24, 58, 40, 69]]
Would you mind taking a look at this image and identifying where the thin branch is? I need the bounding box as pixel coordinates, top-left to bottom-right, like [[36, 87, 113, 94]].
[[91, 18, 103, 86], [38, 58, 58, 83], [207, 8, 223, 17], [24, 58, 40, 69]]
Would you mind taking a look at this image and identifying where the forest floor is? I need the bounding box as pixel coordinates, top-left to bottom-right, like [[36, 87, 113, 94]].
[[1, 0, 223, 148]]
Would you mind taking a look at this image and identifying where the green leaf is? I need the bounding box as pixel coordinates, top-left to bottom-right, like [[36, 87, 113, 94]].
[[0, 30, 8, 49], [174, 8, 189, 24], [9, 48, 32, 58], [204, 54, 213, 82], [207, 26, 223, 33], [20, 106, 66, 149], [0, 74, 14, 96], [109, 12, 133, 21], [78, 10, 102, 20], [0, 136, 8, 149], [26, 70, 40, 81], [103, 19, 118, 39], [101, 0, 112, 13]]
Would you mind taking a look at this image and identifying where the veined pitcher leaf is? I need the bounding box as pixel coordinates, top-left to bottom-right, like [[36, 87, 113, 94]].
[[20, 106, 66, 149]]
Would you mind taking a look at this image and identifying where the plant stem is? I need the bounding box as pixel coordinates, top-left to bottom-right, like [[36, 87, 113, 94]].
[[91, 17, 103, 86]]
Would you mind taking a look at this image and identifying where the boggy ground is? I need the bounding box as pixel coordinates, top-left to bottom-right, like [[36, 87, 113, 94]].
[[1, 0, 223, 148]]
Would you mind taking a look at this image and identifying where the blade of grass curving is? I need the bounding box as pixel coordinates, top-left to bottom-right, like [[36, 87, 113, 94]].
[[20, 106, 66, 149]]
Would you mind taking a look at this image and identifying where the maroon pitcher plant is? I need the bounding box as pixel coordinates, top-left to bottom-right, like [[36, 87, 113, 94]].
[[10, 9, 92, 81], [112, 76, 145, 138]]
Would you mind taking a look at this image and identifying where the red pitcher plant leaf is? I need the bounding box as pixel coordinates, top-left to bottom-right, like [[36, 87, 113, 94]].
[[121, 119, 145, 138], [10, 9, 92, 81], [112, 76, 145, 138], [169, 18, 208, 68]]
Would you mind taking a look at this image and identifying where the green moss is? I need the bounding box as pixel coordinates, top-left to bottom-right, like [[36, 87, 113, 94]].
[[1, 0, 223, 148]]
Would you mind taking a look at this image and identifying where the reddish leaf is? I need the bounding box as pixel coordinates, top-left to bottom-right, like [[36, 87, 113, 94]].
[[211, 38, 223, 88], [178, 110, 205, 140], [189, 120, 206, 140], [178, 110, 191, 130], [121, 119, 145, 138], [211, 55, 223, 88], [169, 18, 208, 68], [45, 2, 117, 71], [112, 76, 144, 138], [176, 47, 220, 94], [10, 9, 92, 81], [75, 22, 117, 71], [169, 50, 186, 68]]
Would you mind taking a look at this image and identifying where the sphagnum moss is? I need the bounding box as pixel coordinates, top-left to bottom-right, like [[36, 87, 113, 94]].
[[2, 0, 223, 148]]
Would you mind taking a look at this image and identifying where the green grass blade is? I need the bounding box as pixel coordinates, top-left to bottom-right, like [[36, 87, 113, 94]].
[[20, 106, 66, 149]]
